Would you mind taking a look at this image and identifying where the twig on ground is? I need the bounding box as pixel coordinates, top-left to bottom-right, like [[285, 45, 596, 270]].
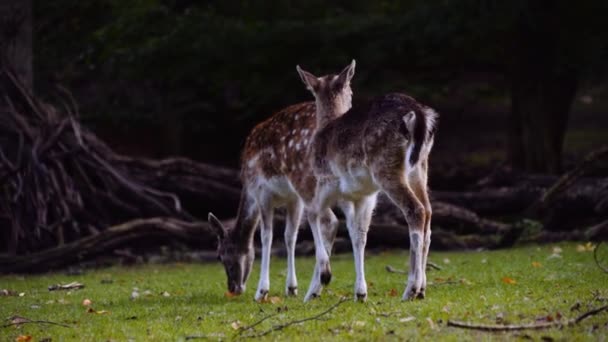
[[594, 242, 608, 274], [448, 304, 608, 332], [386, 262, 441, 275], [2, 319, 72, 329], [427, 261, 442, 270], [241, 297, 348, 338], [385, 265, 407, 274], [235, 312, 279, 336]]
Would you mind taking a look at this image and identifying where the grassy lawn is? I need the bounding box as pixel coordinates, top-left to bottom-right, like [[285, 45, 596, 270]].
[[1, 243, 607, 341]]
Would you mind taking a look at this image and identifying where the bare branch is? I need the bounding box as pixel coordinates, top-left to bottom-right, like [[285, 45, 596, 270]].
[[448, 304, 608, 332], [242, 297, 348, 338]]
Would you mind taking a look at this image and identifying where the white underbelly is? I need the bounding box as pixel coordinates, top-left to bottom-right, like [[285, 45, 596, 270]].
[[250, 175, 299, 206], [337, 166, 378, 200]]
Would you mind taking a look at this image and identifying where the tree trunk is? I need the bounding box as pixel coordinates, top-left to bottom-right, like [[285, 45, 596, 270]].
[[0, 0, 32, 90], [508, 1, 578, 174]]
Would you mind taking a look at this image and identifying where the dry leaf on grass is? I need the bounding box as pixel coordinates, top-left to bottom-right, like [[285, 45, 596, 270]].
[[501, 277, 517, 285], [224, 291, 238, 298], [15, 335, 32, 342], [399, 316, 416, 323], [82, 299, 92, 306], [387, 288, 398, 297], [577, 242, 595, 252], [260, 296, 283, 304], [230, 320, 242, 330], [532, 262, 542, 268]]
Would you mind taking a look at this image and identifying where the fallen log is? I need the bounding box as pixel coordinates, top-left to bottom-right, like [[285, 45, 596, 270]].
[[432, 177, 608, 230], [0, 218, 209, 273]]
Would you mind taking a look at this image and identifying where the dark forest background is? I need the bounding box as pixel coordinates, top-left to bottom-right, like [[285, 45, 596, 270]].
[[31, 0, 608, 174]]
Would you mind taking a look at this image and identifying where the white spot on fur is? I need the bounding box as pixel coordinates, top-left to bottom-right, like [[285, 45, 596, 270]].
[[288, 140, 293, 148]]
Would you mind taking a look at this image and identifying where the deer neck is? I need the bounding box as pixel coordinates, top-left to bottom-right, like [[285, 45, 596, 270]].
[[231, 189, 260, 248], [314, 97, 351, 128]]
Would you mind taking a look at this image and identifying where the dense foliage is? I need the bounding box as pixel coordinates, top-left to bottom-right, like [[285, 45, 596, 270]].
[[34, 0, 608, 165]]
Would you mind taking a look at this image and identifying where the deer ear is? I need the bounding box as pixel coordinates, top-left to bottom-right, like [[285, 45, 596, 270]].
[[296, 65, 320, 92], [208, 212, 225, 239], [334, 59, 356, 89]]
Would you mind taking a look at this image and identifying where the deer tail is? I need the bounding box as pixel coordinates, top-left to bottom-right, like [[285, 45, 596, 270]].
[[401, 107, 437, 168]]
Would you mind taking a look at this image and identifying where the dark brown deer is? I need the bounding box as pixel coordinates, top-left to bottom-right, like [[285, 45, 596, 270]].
[[208, 61, 357, 301], [297, 65, 438, 301]]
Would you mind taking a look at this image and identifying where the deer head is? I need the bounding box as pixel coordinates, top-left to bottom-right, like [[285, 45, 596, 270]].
[[296, 60, 356, 127], [208, 213, 255, 295]]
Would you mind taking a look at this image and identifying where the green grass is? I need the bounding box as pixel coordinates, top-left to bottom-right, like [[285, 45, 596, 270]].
[[1, 243, 607, 341]]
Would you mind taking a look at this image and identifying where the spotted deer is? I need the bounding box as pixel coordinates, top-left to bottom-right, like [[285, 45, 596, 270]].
[[207, 61, 357, 301], [296, 65, 437, 301]]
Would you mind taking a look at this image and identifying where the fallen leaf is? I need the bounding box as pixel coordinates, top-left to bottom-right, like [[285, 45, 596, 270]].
[[161, 291, 170, 297], [460, 278, 473, 285], [354, 321, 366, 327], [269, 296, 282, 304], [399, 316, 415, 323], [577, 242, 595, 252], [82, 299, 92, 306], [387, 288, 398, 297], [15, 335, 32, 342], [552, 246, 562, 254], [501, 277, 517, 285], [224, 291, 238, 298], [18, 292, 25, 297], [259, 296, 282, 304], [230, 320, 242, 330], [532, 262, 542, 268]]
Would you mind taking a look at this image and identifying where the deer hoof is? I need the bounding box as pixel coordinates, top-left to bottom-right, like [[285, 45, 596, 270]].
[[255, 289, 269, 302], [355, 292, 367, 302], [286, 286, 298, 296]]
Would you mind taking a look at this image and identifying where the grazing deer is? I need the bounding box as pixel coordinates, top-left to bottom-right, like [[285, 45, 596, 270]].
[[208, 61, 357, 301], [296, 65, 437, 301]]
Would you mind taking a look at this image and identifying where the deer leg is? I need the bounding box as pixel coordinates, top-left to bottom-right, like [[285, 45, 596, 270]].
[[378, 174, 426, 301], [284, 200, 303, 296], [255, 197, 274, 302], [321, 208, 339, 258], [343, 195, 377, 302], [409, 161, 432, 299], [303, 183, 336, 302]]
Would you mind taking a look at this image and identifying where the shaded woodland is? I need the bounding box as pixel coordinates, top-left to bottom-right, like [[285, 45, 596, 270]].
[[1, 0, 607, 272]]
